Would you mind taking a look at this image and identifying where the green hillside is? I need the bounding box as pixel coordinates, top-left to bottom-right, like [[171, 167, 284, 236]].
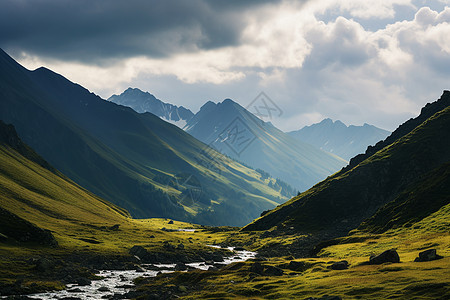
[[244, 93, 450, 242], [0, 49, 288, 226], [0, 121, 238, 294], [135, 201, 450, 299], [128, 95, 450, 299]]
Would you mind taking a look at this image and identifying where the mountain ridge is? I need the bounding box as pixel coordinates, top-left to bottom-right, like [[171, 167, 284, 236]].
[[184, 98, 347, 190], [0, 48, 288, 226], [108, 87, 194, 128], [288, 118, 390, 161]]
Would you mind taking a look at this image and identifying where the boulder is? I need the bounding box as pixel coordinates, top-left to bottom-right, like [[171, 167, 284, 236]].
[[34, 257, 57, 272], [288, 260, 308, 272], [369, 249, 400, 265], [76, 277, 92, 286], [177, 243, 185, 250], [163, 242, 175, 250], [129, 245, 149, 260], [168, 220, 174, 224], [264, 265, 284, 276], [249, 262, 264, 275], [330, 260, 349, 270], [175, 263, 188, 271], [414, 249, 443, 262]]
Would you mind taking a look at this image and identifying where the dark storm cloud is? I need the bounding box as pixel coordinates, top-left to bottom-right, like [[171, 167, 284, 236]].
[[0, 0, 280, 63]]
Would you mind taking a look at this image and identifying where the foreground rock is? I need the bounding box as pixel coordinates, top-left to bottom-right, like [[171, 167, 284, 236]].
[[249, 262, 284, 276], [329, 260, 349, 270], [128, 244, 227, 264], [414, 249, 443, 262], [369, 249, 400, 265], [0, 207, 58, 247]]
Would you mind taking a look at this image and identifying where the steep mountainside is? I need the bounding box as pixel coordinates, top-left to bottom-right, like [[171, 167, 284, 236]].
[[288, 118, 390, 161], [0, 49, 288, 226], [108, 88, 194, 128], [184, 99, 347, 190], [344, 91, 450, 171], [244, 93, 450, 242], [0, 121, 130, 245]]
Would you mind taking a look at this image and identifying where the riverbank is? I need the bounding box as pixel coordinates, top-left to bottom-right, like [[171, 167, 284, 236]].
[[24, 247, 256, 299]]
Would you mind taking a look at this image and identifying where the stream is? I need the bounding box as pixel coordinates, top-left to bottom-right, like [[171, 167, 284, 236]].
[[27, 246, 256, 300]]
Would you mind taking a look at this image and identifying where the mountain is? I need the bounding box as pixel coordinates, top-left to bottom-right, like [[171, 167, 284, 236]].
[[0, 48, 289, 226], [183, 99, 347, 191], [108, 88, 194, 128], [288, 118, 390, 161], [244, 91, 450, 242], [0, 120, 130, 245], [0, 120, 240, 295]]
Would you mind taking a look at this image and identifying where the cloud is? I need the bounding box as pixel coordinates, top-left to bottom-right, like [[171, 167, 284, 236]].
[[308, 0, 414, 19], [5, 1, 450, 133], [0, 0, 294, 63], [251, 3, 450, 131]]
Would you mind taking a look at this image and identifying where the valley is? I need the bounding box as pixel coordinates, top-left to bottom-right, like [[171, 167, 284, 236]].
[[0, 48, 449, 299]]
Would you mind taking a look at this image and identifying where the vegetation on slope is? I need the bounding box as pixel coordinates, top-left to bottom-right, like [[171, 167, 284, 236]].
[[0, 121, 238, 295], [243, 97, 450, 244], [133, 201, 450, 299], [344, 90, 450, 171]]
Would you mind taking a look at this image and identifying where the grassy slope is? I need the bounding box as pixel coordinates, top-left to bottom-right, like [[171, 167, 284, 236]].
[[244, 104, 450, 237], [128, 97, 450, 299], [0, 117, 448, 299], [136, 197, 450, 299], [0, 134, 239, 293]]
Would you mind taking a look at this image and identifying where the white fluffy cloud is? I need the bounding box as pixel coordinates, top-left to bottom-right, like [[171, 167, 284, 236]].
[[306, 0, 414, 19]]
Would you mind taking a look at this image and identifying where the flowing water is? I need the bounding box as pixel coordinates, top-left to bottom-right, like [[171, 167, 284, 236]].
[[26, 246, 256, 300]]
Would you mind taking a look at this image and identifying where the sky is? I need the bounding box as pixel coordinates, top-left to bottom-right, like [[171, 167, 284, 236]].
[[2, 0, 450, 131]]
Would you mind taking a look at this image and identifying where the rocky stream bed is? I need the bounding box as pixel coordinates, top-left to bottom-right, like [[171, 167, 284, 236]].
[[23, 246, 256, 300]]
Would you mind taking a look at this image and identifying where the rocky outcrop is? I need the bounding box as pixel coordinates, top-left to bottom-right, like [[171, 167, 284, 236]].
[[369, 249, 400, 265], [414, 249, 443, 262], [0, 206, 58, 247], [329, 260, 349, 270], [0, 121, 56, 172]]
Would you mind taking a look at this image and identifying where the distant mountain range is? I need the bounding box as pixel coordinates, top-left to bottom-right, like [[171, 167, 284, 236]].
[[183, 99, 347, 191], [108, 88, 194, 128], [245, 91, 450, 247], [0, 49, 289, 226], [288, 118, 390, 161]]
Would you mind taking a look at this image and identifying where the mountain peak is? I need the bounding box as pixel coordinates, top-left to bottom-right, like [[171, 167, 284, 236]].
[[320, 118, 333, 124], [199, 100, 217, 111], [288, 118, 390, 161], [108, 88, 194, 127], [334, 120, 346, 127], [122, 87, 152, 97], [222, 98, 237, 105]]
